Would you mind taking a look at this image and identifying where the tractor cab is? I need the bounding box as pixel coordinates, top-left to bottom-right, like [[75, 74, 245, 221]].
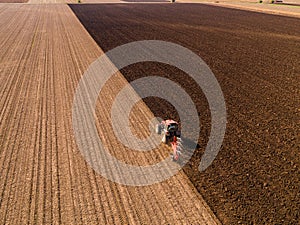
[[156, 119, 181, 144]]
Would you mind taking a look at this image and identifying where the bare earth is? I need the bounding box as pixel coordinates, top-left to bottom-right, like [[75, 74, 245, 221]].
[[176, 0, 300, 18], [0, 0, 28, 3], [27, 0, 76, 3], [208, 2, 300, 18], [70, 3, 300, 224], [0, 3, 219, 224]]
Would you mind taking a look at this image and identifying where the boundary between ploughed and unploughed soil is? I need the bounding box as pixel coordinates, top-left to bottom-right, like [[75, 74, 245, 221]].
[[0, 4, 220, 224]]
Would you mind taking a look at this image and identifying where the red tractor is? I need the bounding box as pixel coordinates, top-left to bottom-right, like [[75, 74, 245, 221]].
[[156, 120, 182, 161], [155, 119, 181, 144]]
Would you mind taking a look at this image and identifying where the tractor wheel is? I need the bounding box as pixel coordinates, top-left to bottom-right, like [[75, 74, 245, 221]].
[[155, 124, 161, 134], [162, 134, 168, 144]]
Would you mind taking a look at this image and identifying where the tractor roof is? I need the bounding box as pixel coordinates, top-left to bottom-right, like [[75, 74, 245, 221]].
[[164, 119, 178, 125]]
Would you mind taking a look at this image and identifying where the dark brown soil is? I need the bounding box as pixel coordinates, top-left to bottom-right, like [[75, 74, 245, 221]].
[[70, 4, 300, 224]]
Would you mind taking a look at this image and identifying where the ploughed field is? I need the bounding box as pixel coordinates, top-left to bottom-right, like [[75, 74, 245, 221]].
[[70, 4, 300, 224]]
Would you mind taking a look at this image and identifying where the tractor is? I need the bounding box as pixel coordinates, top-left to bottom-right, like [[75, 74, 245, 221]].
[[156, 119, 182, 161], [155, 119, 181, 144]]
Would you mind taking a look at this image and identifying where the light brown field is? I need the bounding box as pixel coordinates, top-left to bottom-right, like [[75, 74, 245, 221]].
[[0, 3, 220, 224], [177, 0, 300, 18]]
